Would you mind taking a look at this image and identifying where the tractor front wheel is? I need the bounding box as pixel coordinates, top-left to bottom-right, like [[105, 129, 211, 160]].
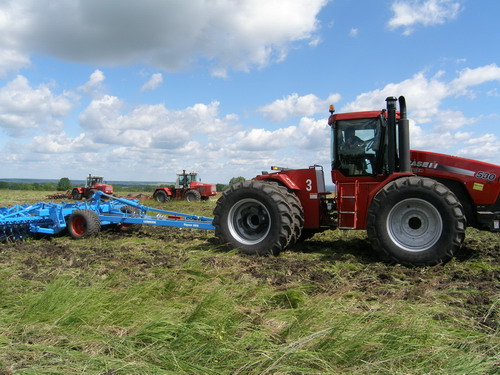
[[367, 176, 465, 266], [67, 209, 101, 239], [213, 181, 294, 256]]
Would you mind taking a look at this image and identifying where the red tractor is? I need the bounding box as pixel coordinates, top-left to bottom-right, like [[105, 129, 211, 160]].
[[153, 171, 217, 202], [213, 96, 500, 266], [71, 175, 114, 200]]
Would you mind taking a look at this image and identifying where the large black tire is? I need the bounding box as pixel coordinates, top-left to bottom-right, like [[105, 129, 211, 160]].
[[71, 189, 82, 200], [213, 180, 294, 256], [154, 190, 170, 203], [87, 189, 97, 199], [67, 209, 101, 239], [115, 206, 142, 233], [274, 184, 304, 247], [366, 176, 466, 266], [185, 190, 202, 202]]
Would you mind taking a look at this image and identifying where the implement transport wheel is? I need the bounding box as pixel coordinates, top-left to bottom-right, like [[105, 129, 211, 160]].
[[154, 190, 170, 202], [185, 190, 201, 202], [213, 180, 294, 256], [67, 209, 101, 239], [115, 206, 143, 233], [367, 176, 466, 266], [71, 189, 82, 200]]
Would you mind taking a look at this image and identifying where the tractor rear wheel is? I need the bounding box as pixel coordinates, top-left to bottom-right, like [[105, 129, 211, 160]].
[[213, 180, 294, 255], [154, 190, 170, 202], [67, 209, 101, 239], [185, 190, 202, 202], [367, 176, 466, 266]]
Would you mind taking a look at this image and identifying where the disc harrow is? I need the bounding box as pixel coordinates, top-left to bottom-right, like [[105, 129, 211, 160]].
[[0, 192, 214, 242]]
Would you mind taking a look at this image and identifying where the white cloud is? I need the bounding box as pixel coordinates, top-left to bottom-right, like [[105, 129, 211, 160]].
[[79, 69, 105, 96], [0, 49, 31, 77], [0, 0, 327, 76], [141, 73, 163, 91], [456, 134, 500, 163], [343, 64, 500, 125], [258, 93, 341, 122], [78, 96, 238, 150], [450, 64, 500, 95], [0, 75, 74, 136], [341, 64, 500, 163], [388, 0, 462, 35], [349, 28, 359, 37]]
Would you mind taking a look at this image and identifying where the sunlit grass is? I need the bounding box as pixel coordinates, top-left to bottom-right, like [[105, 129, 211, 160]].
[[0, 191, 498, 374]]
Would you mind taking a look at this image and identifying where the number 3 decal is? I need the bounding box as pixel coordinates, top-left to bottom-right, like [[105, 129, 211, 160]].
[[305, 179, 313, 191]]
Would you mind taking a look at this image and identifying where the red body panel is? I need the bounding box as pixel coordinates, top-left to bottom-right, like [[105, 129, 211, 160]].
[[154, 182, 217, 199], [189, 181, 218, 197], [332, 171, 413, 229], [93, 183, 113, 195], [73, 183, 113, 196], [254, 167, 327, 229], [410, 150, 500, 205]]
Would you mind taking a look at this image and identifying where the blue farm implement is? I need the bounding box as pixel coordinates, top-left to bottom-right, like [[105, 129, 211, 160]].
[[0, 192, 214, 241]]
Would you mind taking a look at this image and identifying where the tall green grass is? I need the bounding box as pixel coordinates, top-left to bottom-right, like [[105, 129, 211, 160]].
[[0, 191, 498, 374]]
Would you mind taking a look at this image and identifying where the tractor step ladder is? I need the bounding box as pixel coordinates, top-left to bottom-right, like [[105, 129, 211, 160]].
[[338, 181, 360, 229]]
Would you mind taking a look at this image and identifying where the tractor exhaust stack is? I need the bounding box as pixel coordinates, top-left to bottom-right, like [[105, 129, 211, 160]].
[[398, 96, 411, 173]]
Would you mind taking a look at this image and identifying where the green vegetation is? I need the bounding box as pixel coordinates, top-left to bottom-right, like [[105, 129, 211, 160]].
[[229, 176, 246, 185], [0, 191, 498, 374], [56, 177, 72, 191]]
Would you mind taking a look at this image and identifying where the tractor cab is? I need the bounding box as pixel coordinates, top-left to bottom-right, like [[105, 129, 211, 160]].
[[86, 175, 104, 188], [328, 97, 411, 184], [331, 112, 386, 177], [175, 171, 199, 189]]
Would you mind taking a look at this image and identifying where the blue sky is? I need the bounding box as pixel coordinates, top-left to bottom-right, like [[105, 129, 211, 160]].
[[0, 0, 499, 184]]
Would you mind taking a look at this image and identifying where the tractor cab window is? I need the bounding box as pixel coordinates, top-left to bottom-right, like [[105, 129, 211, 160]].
[[177, 173, 198, 188], [332, 118, 382, 176], [86, 176, 103, 187]]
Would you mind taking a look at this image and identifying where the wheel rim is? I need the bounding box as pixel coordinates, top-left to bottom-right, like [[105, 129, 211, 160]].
[[228, 198, 271, 245], [387, 198, 443, 252], [186, 193, 194, 202], [71, 216, 87, 236]]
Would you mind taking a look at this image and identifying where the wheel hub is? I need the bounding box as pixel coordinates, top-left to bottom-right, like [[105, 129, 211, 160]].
[[228, 198, 271, 245], [387, 198, 443, 252]]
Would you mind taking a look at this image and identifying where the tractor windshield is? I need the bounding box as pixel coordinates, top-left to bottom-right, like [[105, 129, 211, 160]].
[[177, 173, 199, 187], [86, 176, 103, 187], [332, 117, 383, 176]]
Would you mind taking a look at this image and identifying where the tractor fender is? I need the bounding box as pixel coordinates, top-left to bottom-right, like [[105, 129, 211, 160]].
[[254, 174, 301, 191], [156, 187, 173, 196]]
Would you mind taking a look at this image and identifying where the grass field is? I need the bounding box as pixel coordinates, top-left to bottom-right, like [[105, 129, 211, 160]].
[[0, 191, 498, 374]]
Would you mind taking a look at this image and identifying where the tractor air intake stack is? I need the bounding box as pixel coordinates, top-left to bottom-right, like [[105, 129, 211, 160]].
[[398, 96, 411, 173], [386, 96, 398, 174]]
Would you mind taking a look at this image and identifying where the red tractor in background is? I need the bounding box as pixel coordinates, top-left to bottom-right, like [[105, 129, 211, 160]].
[[153, 171, 217, 202], [213, 96, 500, 266], [71, 175, 114, 200]]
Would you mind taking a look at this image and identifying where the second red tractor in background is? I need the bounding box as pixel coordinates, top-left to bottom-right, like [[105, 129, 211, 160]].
[[71, 175, 113, 200], [153, 171, 217, 202]]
